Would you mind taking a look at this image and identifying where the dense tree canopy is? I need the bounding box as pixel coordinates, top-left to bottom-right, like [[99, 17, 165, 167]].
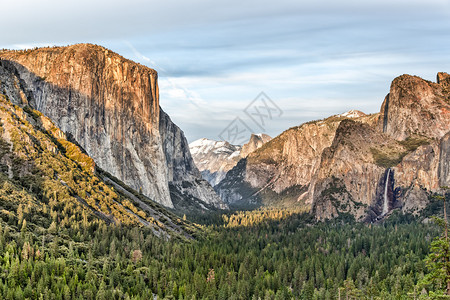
[[0, 202, 445, 299]]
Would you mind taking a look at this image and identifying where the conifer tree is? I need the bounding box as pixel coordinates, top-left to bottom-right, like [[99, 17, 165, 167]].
[[420, 187, 450, 298]]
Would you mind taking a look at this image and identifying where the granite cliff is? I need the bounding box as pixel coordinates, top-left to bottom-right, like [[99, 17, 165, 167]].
[[215, 111, 372, 207], [215, 74, 449, 219], [0, 44, 224, 210], [312, 73, 449, 220], [0, 61, 194, 238], [310, 119, 407, 220], [240, 133, 272, 158]]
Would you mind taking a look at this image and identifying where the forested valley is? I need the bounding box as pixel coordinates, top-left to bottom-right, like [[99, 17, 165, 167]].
[[1, 190, 449, 299]]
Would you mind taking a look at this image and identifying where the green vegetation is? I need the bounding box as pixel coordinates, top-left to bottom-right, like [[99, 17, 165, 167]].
[[0, 93, 193, 236], [419, 188, 450, 298], [371, 135, 430, 168], [0, 203, 444, 299], [0, 93, 448, 299], [370, 147, 407, 168], [222, 207, 307, 227], [57, 139, 95, 173], [399, 135, 431, 152]]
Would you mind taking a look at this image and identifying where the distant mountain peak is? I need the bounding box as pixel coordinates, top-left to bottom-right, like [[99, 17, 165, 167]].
[[215, 72, 450, 218], [241, 133, 272, 158], [189, 134, 271, 186], [189, 138, 240, 156], [336, 110, 367, 119], [0, 44, 225, 211]]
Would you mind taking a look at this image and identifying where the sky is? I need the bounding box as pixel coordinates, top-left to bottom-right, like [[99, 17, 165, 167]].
[[1, 0, 450, 143]]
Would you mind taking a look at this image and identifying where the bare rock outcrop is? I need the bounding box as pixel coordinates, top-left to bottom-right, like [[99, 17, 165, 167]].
[[216, 73, 449, 219], [240, 133, 272, 158], [0, 44, 224, 210], [438, 131, 450, 187], [216, 112, 372, 206], [312, 73, 450, 220], [378, 74, 450, 140], [311, 120, 406, 220]]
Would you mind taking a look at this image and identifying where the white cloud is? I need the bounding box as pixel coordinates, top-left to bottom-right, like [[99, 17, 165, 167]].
[[2, 0, 449, 142]]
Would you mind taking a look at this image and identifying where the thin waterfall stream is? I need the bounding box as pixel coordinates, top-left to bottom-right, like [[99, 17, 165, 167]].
[[382, 169, 391, 215]]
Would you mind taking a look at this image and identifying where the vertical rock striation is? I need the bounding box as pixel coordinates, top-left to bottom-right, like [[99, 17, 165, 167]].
[[310, 120, 404, 220], [378, 74, 450, 140], [214, 73, 449, 219], [215, 112, 375, 206], [312, 73, 450, 219], [439, 132, 450, 187], [0, 44, 224, 209]]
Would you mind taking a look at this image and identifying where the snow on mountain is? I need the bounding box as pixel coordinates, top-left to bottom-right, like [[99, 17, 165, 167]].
[[189, 139, 242, 186], [336, 110, 367, 119], [189, 134, 272, 186]]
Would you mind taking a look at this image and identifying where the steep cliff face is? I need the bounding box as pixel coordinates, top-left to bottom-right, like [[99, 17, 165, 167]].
[[311, 73, 450, 220], [378, 74, 450, 140], [439, 132, 450, 187], [374, 73, 449, 216], [0, 44, 224, 210], [240, 134, 272, 158], [388, 137, 440, 213], [0, 62, 193, 238], [215, 73, 449, 219], [310, 120, 407, 220], [216, 112, 372, 206], [312, 132, 446, 220], [160, 112, 226, 210]]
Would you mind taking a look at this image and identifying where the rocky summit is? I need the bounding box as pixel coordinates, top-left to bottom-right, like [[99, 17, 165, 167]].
[[189, 133, 271, 187], [189, 138, 242, 187], [0, 44, 225, 211], [0, 44, 447, 221], [214, 74, 450, 219], [215, 111, 376, 208]]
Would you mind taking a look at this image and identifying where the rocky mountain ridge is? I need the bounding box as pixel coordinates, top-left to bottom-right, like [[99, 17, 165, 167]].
[[215, 110, 376, 207], [189, 138, 241, 186], [0, 44, 225, 211], [189, 133, 271, 187], [0, 62, 194, 238], [215, 74, 449, 219]]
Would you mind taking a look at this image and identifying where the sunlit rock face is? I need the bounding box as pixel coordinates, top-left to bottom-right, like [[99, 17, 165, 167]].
[[311, 74, 450, 220], [378, 74, 450, 140], [0, 44, 224, 210], [215, 112, 375, 207], [216, 73, 449, 220]]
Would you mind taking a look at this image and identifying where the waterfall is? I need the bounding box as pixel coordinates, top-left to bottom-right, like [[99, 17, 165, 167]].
[[382, 169, 391, 215]]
